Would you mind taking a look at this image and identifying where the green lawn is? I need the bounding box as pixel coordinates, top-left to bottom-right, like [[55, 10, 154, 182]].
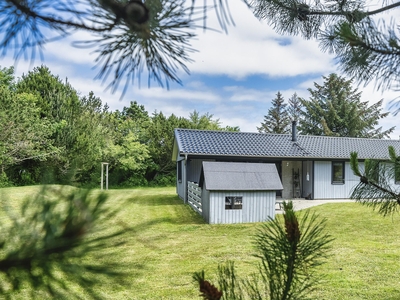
[[1, 186, 400, 299]]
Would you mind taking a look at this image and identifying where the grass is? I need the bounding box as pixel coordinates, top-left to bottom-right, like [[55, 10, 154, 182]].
[[0, 186, 400, 299]]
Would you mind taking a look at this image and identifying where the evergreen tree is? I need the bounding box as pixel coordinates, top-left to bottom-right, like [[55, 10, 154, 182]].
[[351, 147, 400, 216], [194, 201, 333, 299], [2, 1, 399, 96], [298, 73, 394, 138], [249, 0, 400, 94], [287, 92, 302, 122], [258, 92, 290, 134]]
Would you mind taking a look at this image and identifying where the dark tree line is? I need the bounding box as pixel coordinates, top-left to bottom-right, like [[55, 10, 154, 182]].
[[0, 65, 238, 188]]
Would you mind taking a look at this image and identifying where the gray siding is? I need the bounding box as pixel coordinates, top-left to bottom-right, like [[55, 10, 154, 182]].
[[314, 161, 361, 199], [208, 191, 275, 224], [187, 159, 204, 183], [201, 189, 210, 223]]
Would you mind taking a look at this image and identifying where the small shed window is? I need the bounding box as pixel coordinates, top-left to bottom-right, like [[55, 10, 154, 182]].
[[225, 196, 243, 210], [332, 161, 345, 184]]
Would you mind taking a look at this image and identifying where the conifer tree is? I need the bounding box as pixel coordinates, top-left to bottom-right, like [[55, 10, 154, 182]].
[[258, 92, 291, 134], [287, 92, 302, 122], [194, 201, 333, 299], [298, 73, 394, 138], [2, 1, 400, 96], [351, 147, 400, 216]]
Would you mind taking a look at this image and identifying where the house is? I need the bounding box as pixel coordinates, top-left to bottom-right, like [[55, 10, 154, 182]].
[[172, 123, 400, 207], [199, 161, 283, 224]]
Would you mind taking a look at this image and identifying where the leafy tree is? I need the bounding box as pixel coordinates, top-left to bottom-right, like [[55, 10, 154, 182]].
[[298, 73, 394, 138], [223, 125, 241, 132], [146, 111, 189, 184], [258, 91, 290, 134], [120, 101, 151, 142], [188, 110, 222, 130], [15, 66, 111, 184], [16, 65, 81, 120], [103, 130, 151, 187], [194, 201, 333, 299], [0, 66, 15, 88], [0, 67, 58, 184]]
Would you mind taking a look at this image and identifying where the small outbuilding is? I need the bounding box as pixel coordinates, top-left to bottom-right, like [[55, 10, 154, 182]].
[[197, 161, 283, 224]]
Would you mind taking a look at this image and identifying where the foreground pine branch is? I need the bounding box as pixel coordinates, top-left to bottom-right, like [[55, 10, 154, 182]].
[[194, 201, 333, 299], [0, 185, 127, 299]]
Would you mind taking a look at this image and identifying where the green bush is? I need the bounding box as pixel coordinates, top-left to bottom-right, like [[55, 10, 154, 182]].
[[0, 172, 12, 188]]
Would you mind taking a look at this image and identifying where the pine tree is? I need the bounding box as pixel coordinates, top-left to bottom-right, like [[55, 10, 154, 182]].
[[298, 73, 394, 138], [250, 0, 400, 94], [194, 201, 333, 299], [2, 1, 400, 96], [258, 92, 291, 134], [351, 147, 400, 216], [287, 92, 302, 122]]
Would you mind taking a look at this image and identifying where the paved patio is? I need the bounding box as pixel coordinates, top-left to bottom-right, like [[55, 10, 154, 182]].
[[276, 199, 355, 213]]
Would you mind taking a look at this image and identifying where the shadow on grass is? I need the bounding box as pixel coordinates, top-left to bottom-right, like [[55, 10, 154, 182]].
[[128, 194, 184, 206]]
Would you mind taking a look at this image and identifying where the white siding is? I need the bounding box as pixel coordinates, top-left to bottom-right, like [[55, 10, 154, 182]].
[[377, 163, 400, 193], [314, 161, 362, 199], [208, 191, 275, 224]]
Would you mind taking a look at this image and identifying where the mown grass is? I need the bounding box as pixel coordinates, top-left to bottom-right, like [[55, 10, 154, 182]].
[[0, 186, 400, 299]]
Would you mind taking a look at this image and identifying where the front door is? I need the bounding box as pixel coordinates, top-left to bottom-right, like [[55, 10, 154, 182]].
[[275, 162, 282, 197]]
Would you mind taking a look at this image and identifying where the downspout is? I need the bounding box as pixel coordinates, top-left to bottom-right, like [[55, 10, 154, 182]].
[[311, 161, 315, 200], [291, 120, 297, 142]]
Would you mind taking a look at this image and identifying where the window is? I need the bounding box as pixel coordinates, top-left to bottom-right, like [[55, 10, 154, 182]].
[[225, 196, 243, 210], [178, 161, 182, 182], [395, 160, 400, 184], [332, 161, 345, 184]]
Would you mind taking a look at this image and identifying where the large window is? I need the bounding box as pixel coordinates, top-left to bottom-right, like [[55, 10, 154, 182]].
[[332, 161, 345, 184], [395, 160, 400, 184], [225, 196, 243, 210]]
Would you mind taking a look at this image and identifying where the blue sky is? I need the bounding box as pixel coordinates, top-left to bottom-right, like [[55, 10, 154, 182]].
[[2, 1, 399, 138]]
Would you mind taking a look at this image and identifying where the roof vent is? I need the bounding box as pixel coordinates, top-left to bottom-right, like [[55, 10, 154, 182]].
[[292, 121, 297, 142]]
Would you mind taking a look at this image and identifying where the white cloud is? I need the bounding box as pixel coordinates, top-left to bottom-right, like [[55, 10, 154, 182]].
[[189, 1, 336, 79], [135, 87, 221, 102]]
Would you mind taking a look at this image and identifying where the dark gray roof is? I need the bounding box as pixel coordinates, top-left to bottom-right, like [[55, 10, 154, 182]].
[[202, 162, 283, 191], [174, 128, 400, 160]]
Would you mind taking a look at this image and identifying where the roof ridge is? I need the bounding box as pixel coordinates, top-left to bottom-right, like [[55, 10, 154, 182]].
[[176, 128, 399, 141]]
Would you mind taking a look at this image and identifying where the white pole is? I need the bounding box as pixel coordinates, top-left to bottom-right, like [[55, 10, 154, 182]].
[[101, 162, 104, 190], [106, 163, 109, 190]]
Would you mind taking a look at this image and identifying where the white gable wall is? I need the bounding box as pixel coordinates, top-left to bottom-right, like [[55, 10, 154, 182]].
[[314, 161, 362, 199], [206, 191, 275, 224]]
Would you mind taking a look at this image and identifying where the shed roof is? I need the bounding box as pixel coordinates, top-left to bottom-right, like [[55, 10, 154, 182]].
[[201, 161, 283, 191], [173, 128, 400, 160]]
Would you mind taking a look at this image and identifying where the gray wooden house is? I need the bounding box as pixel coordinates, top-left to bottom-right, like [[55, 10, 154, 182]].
[[172, 124, 400, 208], [199, 161, 282, 224]]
